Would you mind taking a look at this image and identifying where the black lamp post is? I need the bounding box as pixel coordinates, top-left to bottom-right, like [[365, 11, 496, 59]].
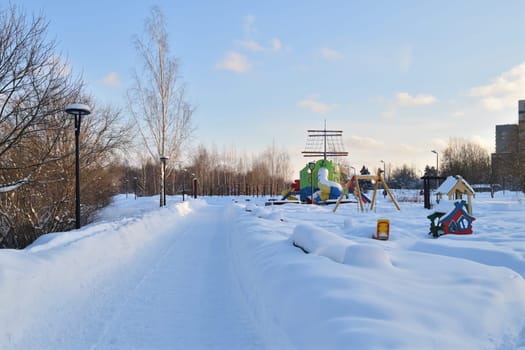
[[65, 103, 91, 229], [160, 156, 169, 206], [308, 161, 316, 204], [192, 174, 197, 199], [431, 150, 439, 190], [182, 169, 187, 202], [431, 150, 439, 175], [380, 160, 385, 179], [124, 178, 128, 199]]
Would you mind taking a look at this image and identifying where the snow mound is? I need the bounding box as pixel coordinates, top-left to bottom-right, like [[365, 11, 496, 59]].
[[343, 244, 393, 268], [342, 218, 376, 238], [245, 204, 256, 212], [343, 218, 353, 229], [252, 206, 270, 218], [250, 206, 285, 222], [291, 224, 353, 263], [267, 211, 285, 222]]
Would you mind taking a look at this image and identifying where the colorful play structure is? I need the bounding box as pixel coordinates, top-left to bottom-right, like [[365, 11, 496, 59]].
[[428, 200, 476, 237], [272, 123, 400, 212], [298, 159, 344, 204], [271, 123, 403, 242], [296, 125, 348, 204], [427, 175, 476, 237]]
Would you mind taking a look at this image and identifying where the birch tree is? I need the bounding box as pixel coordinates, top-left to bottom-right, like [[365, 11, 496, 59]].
[[127, 6, 195, 206]]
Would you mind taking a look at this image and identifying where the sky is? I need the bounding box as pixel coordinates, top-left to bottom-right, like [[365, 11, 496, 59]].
[[14, 0, 525, 176]]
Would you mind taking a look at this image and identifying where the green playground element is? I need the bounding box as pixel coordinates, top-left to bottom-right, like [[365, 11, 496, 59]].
[[299, 159, 342, 201]]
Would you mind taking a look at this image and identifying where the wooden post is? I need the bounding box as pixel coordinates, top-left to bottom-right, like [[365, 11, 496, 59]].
[[332, 187, 348, 213], [369, 169, 381, 210], [381, 177, 400, 211]]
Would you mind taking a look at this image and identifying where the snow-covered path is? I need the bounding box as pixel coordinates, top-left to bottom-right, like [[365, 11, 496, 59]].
[[90, 203, 265, 349], [5, 201, 269, 350]]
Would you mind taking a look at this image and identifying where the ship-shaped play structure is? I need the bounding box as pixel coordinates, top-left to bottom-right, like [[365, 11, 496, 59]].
[[299, 124, 348, 204], [271, 122, 353, 205], [271, 122, 400, 210]]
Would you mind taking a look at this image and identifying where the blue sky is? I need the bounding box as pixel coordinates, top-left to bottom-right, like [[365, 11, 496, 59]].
[[17, 0, 525, 176]]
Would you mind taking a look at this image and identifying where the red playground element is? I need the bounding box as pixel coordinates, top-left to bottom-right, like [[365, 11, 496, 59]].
[[428, 200, 476, 237], [440, 201, 476, 234]]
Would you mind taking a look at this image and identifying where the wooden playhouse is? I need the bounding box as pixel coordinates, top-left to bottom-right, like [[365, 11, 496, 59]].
[[435, 175, 475, 214]]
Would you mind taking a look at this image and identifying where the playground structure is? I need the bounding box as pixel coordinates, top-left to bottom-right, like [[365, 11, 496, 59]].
[[299, 159, 345, 204], [297, 122, 349, 204], [435, 175, 475, 214], [427, 175, 476, 238], [268, 123, 400, 212], [333, 168, 400, 212], [428, 200, 476, 237]]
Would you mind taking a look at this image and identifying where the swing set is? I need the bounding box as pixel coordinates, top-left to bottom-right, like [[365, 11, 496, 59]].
[[333, 168, 400, 212]]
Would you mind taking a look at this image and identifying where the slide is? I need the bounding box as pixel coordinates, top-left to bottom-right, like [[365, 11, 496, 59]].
[[281, 188, 298, 201], [313, 167, 343, 203]]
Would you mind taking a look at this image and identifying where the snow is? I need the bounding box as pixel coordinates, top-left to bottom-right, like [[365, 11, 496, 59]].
[[1, 192, 525, 349], [436, 174, 475, 195], [0, 177, 29, 193]]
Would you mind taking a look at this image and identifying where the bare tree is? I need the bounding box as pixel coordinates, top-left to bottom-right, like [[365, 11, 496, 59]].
[[127, 6, 195, 206], [389, 164, 419, 189], [0, 5, 82, 190], [0, 6, 133, 247], [441, 138, 491, 184]]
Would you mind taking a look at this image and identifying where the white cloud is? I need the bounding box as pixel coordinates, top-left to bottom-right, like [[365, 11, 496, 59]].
[[236, 38, 283, 52], [215, 52, 251, 73], [297, 96, 337, 114], [319, 47, 343, 61], [381, 108, 396, 118], [396, 92, 437, 106], [271, 38, 282, 51], [237, 39, 265, 52], [430, 138, 448, 150], [468, 62, 525, 111], [347, 135, 384, 150], [101, 72, 121, 87], [469, 135, 492, 151]]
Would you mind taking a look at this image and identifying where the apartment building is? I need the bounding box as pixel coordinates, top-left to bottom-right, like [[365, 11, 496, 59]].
[[491, 100, 525, 190]]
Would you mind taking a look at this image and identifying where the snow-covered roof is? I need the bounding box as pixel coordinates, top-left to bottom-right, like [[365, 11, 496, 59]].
[[436, 175, 475, 195]]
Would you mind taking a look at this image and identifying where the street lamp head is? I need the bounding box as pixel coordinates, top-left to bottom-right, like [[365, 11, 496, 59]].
[[308, 161, 316, 170], [431, 150, 438, 154], [160, 156, 169, 161], [65, 103, 91, 116]]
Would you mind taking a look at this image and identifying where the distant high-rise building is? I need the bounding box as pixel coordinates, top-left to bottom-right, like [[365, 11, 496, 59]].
[[519, 100, 525, 168], [491, 100, 525, 190]]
